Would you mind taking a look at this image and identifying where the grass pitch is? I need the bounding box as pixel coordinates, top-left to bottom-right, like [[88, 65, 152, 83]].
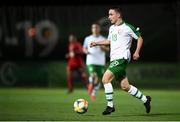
[[0, 88, 180, 121]]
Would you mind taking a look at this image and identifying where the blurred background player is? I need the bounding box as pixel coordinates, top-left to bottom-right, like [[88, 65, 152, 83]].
[[83, 23, 109, 101], [66, 34, 89, 93]]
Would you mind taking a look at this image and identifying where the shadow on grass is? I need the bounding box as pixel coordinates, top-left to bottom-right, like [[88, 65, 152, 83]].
[[109, 113, 180, 117]]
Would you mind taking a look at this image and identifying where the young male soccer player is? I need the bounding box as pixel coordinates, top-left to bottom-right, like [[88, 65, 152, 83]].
[[83, 23, 109, 101], [66, 34, 89, 93], [90, 7, 151, 115]]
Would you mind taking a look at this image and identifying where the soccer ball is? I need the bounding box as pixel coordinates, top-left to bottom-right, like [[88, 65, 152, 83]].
[[74, 98, 88, 114]]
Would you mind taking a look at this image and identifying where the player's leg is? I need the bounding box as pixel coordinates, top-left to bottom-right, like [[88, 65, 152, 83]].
[[102, 59, 127, 115], [102, 70, 115, 115], [77, 66, 89, 90], [87, 65, 96, 94], [90, 66, 104, 101], [90, 72, 99, 101], [88, 75, 94, 94], [120, 77, 151, 113], [66, 65, 73, 93], [76, 60, 89, 90]]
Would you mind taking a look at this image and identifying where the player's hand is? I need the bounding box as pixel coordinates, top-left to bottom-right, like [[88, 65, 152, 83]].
[[133, 52, 140, 60], [84, 50, 91, 55], [69, 51, 75, 57], [90, 42, 97, 48], [83, 48, 91, 55]]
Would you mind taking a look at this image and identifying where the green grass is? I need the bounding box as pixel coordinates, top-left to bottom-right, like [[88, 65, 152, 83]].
[[0, 88, 180, 121]]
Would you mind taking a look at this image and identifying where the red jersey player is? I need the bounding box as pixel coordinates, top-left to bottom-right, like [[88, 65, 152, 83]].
[[66, 34, 89, 93]]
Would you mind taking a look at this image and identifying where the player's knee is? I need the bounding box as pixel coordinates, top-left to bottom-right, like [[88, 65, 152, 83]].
[[102, 76, 109, 84]]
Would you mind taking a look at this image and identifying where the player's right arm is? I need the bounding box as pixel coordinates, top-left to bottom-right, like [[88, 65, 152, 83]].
[[83, 37, 90, 54], [90, 39, 110, 48], [83, 47, 90, 54]]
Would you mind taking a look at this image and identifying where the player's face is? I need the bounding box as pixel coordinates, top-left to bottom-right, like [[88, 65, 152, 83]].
[[108, 9, 120, 24], [69, 35, 76, 43], [91, 24, 100, 35]]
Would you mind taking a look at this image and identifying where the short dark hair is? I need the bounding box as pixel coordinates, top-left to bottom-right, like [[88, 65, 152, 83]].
[[92, 23, 100, 26], [109, 7, 122, 14]]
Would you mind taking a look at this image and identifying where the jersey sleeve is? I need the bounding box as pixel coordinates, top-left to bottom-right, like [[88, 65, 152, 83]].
[[127, 23, 141, 40], [83, 37, 88, 48], [107, 27, 112, 41]]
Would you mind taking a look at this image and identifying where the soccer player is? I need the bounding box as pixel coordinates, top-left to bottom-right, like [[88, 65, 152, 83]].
[[90, 7, 151, 115], [83, 23, 109, 101], [66, 34, 89, 93]]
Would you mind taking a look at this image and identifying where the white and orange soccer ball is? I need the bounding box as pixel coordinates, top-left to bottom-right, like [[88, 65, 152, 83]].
[[74, 98, 88, 114]]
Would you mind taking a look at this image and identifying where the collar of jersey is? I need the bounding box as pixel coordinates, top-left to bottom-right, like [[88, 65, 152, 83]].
[[114, 20, 125, 26], [92, 34, 100, 37]]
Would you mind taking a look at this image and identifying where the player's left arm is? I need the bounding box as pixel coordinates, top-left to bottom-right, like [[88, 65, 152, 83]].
[[133, 36, 143, 60]]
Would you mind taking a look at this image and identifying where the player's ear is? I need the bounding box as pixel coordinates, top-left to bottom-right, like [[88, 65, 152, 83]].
[[115, 11, 120, 18], [117, 12, 121, 18]]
